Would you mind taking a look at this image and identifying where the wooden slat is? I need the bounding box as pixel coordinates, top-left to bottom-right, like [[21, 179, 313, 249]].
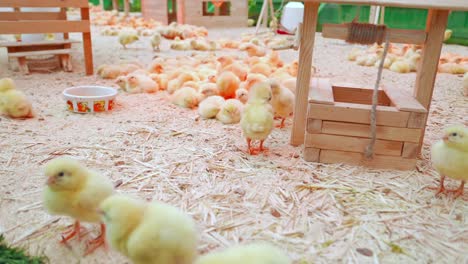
[[305, 133, 403, 156], [332, 86, 391, 106], [7, 43, 70, 53], [307, 119, 322, 133], [383, 86, 426, 113], [322, 23, 427, 45], [8, 49, 71, 57], [309, 78, 334, 104], [402, 142, 419, 159], [0, 0, 89, 8], [0, 40, 79, 47], [304, 147, 320, 162], [319, 149, 417, 171], [0, 21, 90, 34], [407, 112, 427, 129], [308, 102, 410, 127], [81, 7, 93, 75], [291, 2, 320, 146], [321, 121, 422, 143], [0, 12, 63, 21], [301, 0, 468, 12]]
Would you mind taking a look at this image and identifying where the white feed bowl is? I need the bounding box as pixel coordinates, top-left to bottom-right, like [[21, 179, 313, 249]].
[[280, 2, 304, 32], [63, 86, 117, 113]]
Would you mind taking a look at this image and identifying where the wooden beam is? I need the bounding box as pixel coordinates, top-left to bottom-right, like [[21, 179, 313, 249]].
[[304, 147, 320, 162], [0, 12, 63, 21], [0, 0, 89, 8], [319, 149, 417, 171], [414, 10, 449, 109], [0, 40, 79, 47], [383, 85, 427, 113], [290, 2, 319, 146], [8, 49, 71, 57], [306, 133, 403, 156], [0, 21, 90, 34], [80, 7, 93, 75], [322, 23, 427, 45], [309, 78, 334, 105], [307, 119, 322, 133], [308, 102, 410, 128]]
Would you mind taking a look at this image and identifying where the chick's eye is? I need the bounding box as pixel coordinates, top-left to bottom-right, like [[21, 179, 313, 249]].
[[57, 172, 65, 177], [451, 132, 458, 137]]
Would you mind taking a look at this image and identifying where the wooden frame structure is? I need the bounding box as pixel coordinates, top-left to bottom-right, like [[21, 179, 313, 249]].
[[142, 0, 248, 27], [0, 0, 94, 75], [292, 0, 468, 170]]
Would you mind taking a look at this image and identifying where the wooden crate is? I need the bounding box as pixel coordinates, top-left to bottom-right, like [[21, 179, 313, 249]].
[[304, 78, 427, 170]]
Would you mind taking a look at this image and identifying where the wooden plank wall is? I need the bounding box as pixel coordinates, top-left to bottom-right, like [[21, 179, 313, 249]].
[[141, 0, 168, 24], [183, 0, 248, 27]]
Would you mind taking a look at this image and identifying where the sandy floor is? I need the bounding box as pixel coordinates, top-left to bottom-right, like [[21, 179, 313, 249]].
[[0, 26, 467, 264]]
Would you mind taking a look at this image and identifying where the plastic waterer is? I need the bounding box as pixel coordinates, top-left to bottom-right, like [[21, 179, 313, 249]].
[[280, 1, 304, 33]]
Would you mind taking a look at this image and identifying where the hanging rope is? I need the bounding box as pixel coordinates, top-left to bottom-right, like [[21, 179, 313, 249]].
[[343, 7, 390, 159]]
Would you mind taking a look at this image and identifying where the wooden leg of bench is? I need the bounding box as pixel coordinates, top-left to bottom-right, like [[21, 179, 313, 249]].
[[60, 54, 73, 72], [17, 57, 29, 74]]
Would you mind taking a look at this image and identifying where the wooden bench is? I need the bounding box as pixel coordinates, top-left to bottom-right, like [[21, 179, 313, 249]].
[[0, 0, 94, 75]]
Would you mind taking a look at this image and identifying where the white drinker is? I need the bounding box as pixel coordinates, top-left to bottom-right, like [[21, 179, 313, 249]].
[[280, 2, 304, 33]]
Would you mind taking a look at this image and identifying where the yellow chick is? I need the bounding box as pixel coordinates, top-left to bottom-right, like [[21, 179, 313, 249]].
[[438, 63, 466, 75], [151, 32, 162, 51], [240, 82, 274, 155], [220, 63, 248, 82], [171, 87, 200, 109], [431, 125, 468, 198], [119, 29, 139, 49], [198, 95, 225, 119], [216, 99, 244, 124], [281, 78, 296, 94], [243, 43, 267, 57], [195, 242, 291, 264], [0, 89, 34, 119], [444, 29, 452, 41], [199, 82, 220, 98], [235, 88, 249, 104], [347, 47, 364, 61], [149, 73, 168, 90], [43, 157, 114, 254], [463, 72, 468, 96], [170, 37, 192, 51], [270, 80, 295, 128], [389, 59, 411, 73], [0, 77, 15, 92], [125, 73, 159, 94], [244, 73, 268, 91], [217, 71, 240, 99], [44, 33, 55, 41], [247, 18, 255, 27], [250, 63, 272, 77], [99, 194, 198, 264]]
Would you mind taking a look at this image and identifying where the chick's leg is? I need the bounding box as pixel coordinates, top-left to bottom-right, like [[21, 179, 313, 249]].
[[60, 220, 82, 244], [448, 181, 465, 198], [247, 138, 259, 155], [84, 223, 107, 256], [276, 118, 286, 128], [259, 140, 269, 153], [430, 174, 447, 195]]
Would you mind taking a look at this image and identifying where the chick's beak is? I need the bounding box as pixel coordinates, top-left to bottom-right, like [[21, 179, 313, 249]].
[[46, 177, 55, 186], [442, 135, 449, 141], [96, 209, 105, 216]]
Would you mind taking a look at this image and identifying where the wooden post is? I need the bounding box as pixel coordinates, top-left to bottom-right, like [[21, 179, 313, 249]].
[[255, 0, 268, 34], [80, 7, 94, 75], [413, 9, 449, 149], [112, 0, 119, 11], [124, 0, 130, 16], [290, 2, 319, 146], [177, 0, 185, 24]]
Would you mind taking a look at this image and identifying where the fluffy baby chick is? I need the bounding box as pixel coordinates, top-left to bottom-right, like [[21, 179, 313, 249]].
[[125, 73, 159, 94], [0, 77, 15, 92], [431, 125, 468, 198], [99, 194, 198, 264], [247, 18, 255, 27], [281, 78, 296, 94], [463, 72, 468, 97], [151, 32, 162, 51], [244, 73, 268, 91], [347, 47, 365, 61], [220, 63, 248, 81], [216, 99, 244, 124], [270, 80, 295, 128], [235, 88, 249, 104], [149, 73, 168, 90], [199, 82, 219, 98], [119, 29, 139, 49], [217, 71, 240, 99], [44, 33, 55, 41], [43, 157, 114, 254], [171, 87, 200, 109], [244, 43, 267, 57], [0, 89, 34, 118], [198, 95, 225, 119], [444, 29, 453, 41], [250, 63, 272, 77], [170, 37, 192, 51], [389, 59, 411, 73], [240, 82, 274, 155], [195, 242, 291, 264]]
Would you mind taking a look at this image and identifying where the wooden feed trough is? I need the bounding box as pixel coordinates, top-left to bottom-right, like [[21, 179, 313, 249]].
[[291, 0, 468, 170], [142, 0, 248, 27], [0, 0, 94, 75]]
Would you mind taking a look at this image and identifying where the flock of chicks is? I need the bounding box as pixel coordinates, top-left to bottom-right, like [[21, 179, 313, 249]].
[[97, 48, 299, 154], [348, 42, 468, 75], [42, 156, 291, 264]]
